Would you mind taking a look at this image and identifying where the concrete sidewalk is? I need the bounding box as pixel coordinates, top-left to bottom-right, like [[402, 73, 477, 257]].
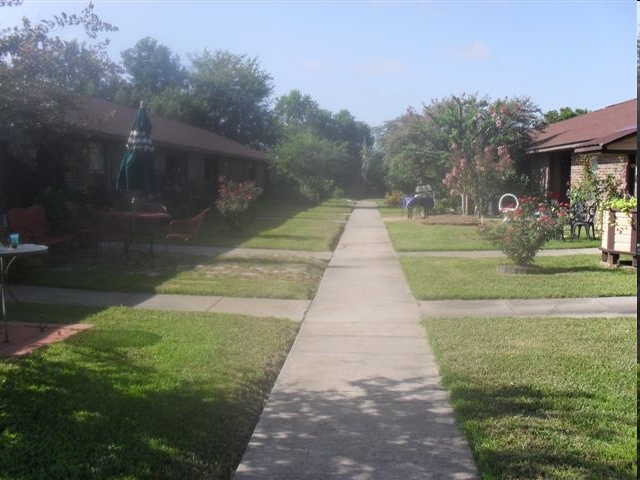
[[233, 201, 480, 479], [8, 240, 634, 323], [7, 285, 637, 322], [8, 285, 311, 322], [10, 285, 636, 322]]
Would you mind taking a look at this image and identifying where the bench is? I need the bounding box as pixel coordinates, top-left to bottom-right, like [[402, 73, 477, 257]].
[[7, 205, 75, 248]]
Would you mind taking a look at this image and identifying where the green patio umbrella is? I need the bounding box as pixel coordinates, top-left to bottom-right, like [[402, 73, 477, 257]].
[[115, 101, 157, 197]]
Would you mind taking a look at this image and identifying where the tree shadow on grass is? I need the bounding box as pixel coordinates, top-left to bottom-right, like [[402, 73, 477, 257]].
[[449, 384, 635, 479], [234, 375, 634, 479], [234, 374, 479, 479], [515, 264, 617, 275], [2, 332, 632, 480], [0, 318, 282, 480]]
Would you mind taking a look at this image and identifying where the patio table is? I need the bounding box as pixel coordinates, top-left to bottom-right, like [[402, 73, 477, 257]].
[[0, 243, 48, 342], [114, 211, 171, 255]]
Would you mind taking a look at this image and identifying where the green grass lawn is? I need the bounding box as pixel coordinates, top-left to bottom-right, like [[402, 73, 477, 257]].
[[424, 316, 637, 479], [19, 253, 327, 300], [400, 255, 637, 300], [195, 197, 352, 251], [377, 205, 405, 216], [11, 197, 351, 299], [0, 304, 299, 480], [4, 198, 636, 480], [388, 221, 496, 251], [385, 219, 600, 251]]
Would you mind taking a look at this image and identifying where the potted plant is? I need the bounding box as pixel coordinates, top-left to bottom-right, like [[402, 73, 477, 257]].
[[599, 196, 637, 266]]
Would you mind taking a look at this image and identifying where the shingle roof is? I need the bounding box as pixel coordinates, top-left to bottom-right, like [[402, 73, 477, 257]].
[[70, 97, 269, 163], [529, 98, 637, 153]]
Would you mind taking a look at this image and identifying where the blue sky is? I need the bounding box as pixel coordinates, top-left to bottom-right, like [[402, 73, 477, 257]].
[[1, 1, 637, 127]]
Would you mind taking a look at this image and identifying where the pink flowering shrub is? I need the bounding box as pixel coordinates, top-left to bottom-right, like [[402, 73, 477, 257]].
[[481, 196, 569, 266], [215, 176, 263, 230], [443, 143, 513, 220]]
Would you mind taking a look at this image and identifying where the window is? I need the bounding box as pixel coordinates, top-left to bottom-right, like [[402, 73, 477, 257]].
[[165, 153, 187, 194]]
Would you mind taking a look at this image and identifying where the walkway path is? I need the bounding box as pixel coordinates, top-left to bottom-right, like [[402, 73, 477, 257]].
[[4, 202, 635, 476], [11, 284, 635, 321], [233, 200, 480, 479]]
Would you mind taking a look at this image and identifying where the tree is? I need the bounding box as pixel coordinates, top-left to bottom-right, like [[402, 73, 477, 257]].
[[443, 141, 513, 221], [434, 94, 544, 218], [273, 89, 324, 129], [273, 90, 372, 194], [119, 36, 186, 103], [360, 140, 385, 195], [544, 107, 589, 124], [376, 109, 447, 193], [329, 109, 372, 190], [273, 129, 349, 203], [186, 49, 277, 148], [0, 2, 119, 150], [0, 1, 119, 205], [377, 94, 544, 215]]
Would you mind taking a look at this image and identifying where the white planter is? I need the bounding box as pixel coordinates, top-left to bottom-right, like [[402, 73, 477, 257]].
[[599, 209, 637, 267]]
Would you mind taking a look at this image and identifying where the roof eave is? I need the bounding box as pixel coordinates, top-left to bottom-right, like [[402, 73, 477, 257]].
[[154, 139, 271, 163], [573, 130, 637, 154], [574, 145, 603, 154], [527, 142, 586, 154]]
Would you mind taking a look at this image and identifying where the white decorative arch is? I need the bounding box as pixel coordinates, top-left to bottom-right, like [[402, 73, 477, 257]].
[[498, 193, 519, 213]]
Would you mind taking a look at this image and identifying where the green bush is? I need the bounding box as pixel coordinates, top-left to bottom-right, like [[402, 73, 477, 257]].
[[384, 190, 405, 208], [480, 196, 569, 266], [433, 196, 458, 214]]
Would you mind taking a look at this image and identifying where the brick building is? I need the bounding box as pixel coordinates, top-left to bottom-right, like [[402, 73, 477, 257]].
[[2, 97, 271, 212], [526, 99, 636, 202], [70, 97, 272, 202]]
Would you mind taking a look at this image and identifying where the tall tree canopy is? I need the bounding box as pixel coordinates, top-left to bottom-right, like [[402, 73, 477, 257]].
[[0, 1, 119, 156], [543, 107, 589, 124], [377, 108, 446, 193], [273, 90, 325, 129], [185, 49, 277, 149], [272, 128, 350, 203], [0, 1, 121, 207], [273, 90, 372, 196], [120, 36, 186, 99], [379, 94, 544, 214], [116, 46, 279, 149]]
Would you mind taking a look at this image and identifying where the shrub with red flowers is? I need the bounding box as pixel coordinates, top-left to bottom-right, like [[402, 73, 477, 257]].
[[481, 196, 569, 266], [215, 176, 263, 230]]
